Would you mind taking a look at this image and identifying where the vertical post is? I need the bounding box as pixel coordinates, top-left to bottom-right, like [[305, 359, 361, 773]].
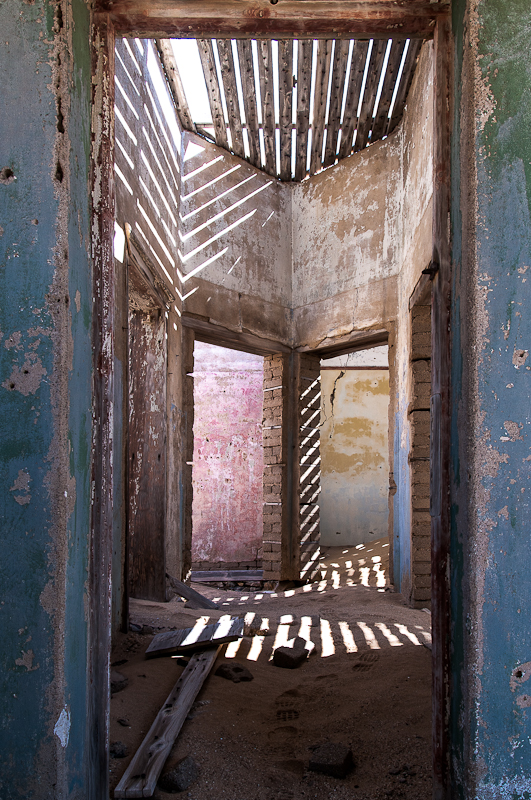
[[181, 326, 195, 580], [298, 353, 322, 583], [89, 13, 115, 798], [430, 18, 452, 800]]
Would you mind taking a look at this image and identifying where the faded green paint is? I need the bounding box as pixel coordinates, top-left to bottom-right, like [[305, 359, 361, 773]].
[[0, 1, 93, 797], [451, 0, 531, 795]]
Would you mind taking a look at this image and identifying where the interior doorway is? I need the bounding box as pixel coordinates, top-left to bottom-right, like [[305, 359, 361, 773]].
[[191, 341, 265, 576]]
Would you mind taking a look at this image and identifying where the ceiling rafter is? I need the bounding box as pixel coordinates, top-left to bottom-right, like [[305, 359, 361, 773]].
[[159, 34, 425, 182], [99, 0, 449, 39]]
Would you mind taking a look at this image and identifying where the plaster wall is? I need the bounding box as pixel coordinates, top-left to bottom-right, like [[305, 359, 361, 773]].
[[319, 367, 390, 547], [0, 0, 93, 796], [451, 0, 531, 795], [191, 342, 264, 567]]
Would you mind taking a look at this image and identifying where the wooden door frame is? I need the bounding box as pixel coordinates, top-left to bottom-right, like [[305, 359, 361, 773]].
[[90, 9, 452, 799]]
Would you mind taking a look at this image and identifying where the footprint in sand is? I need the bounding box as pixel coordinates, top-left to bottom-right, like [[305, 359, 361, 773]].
[[352, 651, 380, 672], [275, 688, 302, 708], [276, 709, 300, 722], [267, 726, 299, 746]]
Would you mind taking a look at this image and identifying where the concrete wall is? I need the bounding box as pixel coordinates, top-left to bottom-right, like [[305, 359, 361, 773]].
[[191, 342, 263, 568], [451, 0, 531, 795], [0, 1, 94, 796]]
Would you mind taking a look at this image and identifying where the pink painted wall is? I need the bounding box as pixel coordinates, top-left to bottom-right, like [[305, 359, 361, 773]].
[[192, 342, 264, 566]]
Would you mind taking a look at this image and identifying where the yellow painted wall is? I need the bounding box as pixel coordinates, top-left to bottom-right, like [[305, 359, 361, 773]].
[[319, 369, 389, 546]]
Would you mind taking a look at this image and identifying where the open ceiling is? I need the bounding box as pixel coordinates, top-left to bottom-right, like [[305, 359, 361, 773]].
[[158, 36, 422, 181]]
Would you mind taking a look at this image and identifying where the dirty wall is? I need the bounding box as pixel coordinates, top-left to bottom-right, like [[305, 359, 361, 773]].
[[0, 0, 93, 796], [451, 0, 531, 795], [191, 342, 264, 568]]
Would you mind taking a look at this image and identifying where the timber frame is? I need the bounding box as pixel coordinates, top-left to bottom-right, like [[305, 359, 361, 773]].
[[90, 3, 451, 799]]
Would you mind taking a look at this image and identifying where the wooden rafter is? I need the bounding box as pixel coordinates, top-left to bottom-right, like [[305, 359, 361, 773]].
[[99, 0, 449, 39]]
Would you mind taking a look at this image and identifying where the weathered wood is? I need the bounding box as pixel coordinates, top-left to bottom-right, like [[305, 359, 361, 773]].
[[278, 39, 293, 181], [353, 38, 387, 152], [386, 37, 422, 136], [430, 19, 451, 800], [114, 647, 220, 798], [146, 617, 244, 657], [370, 38, 407, 141], [182, 314, 291, 355], [294, 38, 313, 181], [337, 39, 369, 160], [156, 39, 196, 132], [257, 39, 276, 176], [310, 40, 333, 175], [104, 1, 449, 40], [197, 39, 229, 150], [322, 39, 351, 168], [236, 39, 261, 168], [191, 569, 263, 582], [216, 39, 245, 159], [166, 572, 219, 608]]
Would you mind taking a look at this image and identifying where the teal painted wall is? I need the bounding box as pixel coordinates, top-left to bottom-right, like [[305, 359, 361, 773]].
[[451, 0, 531, 795], [0, 1, 93, 797]]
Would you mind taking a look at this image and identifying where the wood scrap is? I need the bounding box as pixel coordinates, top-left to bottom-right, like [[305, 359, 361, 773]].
[[166, 572, 219, 609], [114, 647, 220, 798], [190, 569, 263, 583], [146, 616, 244, 658]]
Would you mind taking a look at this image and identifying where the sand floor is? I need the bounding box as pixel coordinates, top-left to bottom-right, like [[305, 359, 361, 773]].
[[110, 539, 432, 800]]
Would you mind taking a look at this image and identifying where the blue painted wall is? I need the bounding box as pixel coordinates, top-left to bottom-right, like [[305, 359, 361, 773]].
[[0, 1, 92, 796], [451, 0, 531, 795]]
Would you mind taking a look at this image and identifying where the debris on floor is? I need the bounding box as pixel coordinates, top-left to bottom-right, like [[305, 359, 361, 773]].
[[308, 742, 355, 778]]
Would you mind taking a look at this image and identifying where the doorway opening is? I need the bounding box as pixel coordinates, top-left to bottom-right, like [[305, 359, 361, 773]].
[[191, 340, 265, 578]]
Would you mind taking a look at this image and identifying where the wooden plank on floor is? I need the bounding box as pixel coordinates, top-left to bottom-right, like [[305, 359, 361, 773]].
[[310, 39, 333, 176], [114, 647, 220, 798], [191, 569, 263, 582], [257, 39, 276, 176], [353, 38, 388, 152], [216, 39, 245, 160], [146, 617, 244, 657], [197, 39, 229, 150], [323, 38, 351, 169], [236, 39, 260, 168], [294, 38, 313, 182], [337, 39, 370, 160], [166, 573, 219, 609], [278, 39, 293, 181]]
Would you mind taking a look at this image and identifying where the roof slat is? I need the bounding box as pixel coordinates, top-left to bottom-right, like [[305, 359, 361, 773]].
[[294, 39, 313, 182], [216, 39, 246, 160], [310, 39, 334, 175], [236, 40, 261, 168], [156, 39, 196, 133], [257, 40, 276, 176], [278, 39, 294, 181], [322, 39, 351, 169], [337, 39, 370, 161], [386, 38, 422, 136], [370, 39, 407, 142], [197, 39, 229, 150], [353, 39, 387, 152]]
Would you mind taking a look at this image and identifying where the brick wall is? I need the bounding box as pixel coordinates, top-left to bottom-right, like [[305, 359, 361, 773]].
[[409, 304, 431, 606]]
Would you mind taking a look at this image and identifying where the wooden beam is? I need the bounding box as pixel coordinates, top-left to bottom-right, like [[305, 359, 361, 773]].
[[353, 38, 387, 152], [337, 38, 370, 160], [166, 573, 219, 608], [294, 38, 313, 182], [156, 39, 196, 132], [310, 39, 333, 175], [386, 38, 422, 135], [257, 39, 276, 176], [182, 314, 291, 355], [236, 40, 261, 168], [114, 648, 220, 798], [278, 39, 293, 181], [323, 39, 351, 169], [146, 618, 244, 657], [216, 39, 246, 160], [101, 1, 449, 40], [197, 39, 229, 150]]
